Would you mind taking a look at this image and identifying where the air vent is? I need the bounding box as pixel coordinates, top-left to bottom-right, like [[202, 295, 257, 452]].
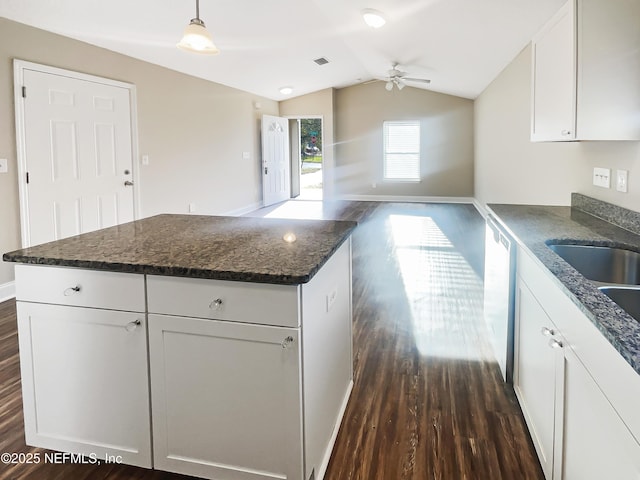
[[313, 57, 329, 66]]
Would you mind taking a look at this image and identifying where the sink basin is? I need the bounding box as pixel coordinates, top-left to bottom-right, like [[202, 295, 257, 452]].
[[548, 244, 640, 285], [598, 286, 640, 322]]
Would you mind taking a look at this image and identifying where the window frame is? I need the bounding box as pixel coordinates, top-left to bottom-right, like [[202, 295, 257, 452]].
[[382, 120, 421, 183]]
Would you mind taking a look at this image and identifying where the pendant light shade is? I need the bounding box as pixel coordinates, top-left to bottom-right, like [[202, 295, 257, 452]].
[[178, 0, 219, 55]]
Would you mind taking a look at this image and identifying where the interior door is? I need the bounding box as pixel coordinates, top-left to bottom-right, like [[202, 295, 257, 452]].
[[261, 114, 290, 207], [19, 65, 136, 247]]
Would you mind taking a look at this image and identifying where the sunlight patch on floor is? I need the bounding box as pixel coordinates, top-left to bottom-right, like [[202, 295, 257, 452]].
[[389, 214, 488, 360], [263, 200, 326, 220]]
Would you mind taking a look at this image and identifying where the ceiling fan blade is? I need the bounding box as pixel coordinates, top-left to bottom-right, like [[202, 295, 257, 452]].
[[403, 77, 431, 84]]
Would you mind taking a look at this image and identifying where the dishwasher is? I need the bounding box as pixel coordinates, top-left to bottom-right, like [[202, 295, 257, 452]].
[[483, 214, 515, 383]]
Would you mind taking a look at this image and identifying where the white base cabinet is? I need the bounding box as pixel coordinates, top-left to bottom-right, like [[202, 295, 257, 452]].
[[514, 246, 640, 480], [16, 301, 151, 467], [514, 279, 563, 480], [148, 315, 304, 480], [561, 347, 640, 480], [147, 239, 353, 480]]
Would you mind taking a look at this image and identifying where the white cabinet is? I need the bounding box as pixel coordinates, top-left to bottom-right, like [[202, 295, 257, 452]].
[[531, 0, 576, 142], [531, 0, 640, 141], [148, 315, 304, 480], [147, 239, 353, 480], [514, 246, 640, 480], [561, 347, 640, 480], [514, 279, 563, 480], [16, 301, 152, 467]]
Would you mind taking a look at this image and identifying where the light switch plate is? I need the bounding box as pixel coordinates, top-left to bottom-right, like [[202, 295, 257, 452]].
[[0, 158, 8, 173], [593, 167, 611, 188], [616, 170, 629, 193], [242, 151, 250, 160]]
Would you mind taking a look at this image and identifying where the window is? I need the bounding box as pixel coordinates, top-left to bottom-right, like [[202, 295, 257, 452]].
[[383, 121, 420, 181]]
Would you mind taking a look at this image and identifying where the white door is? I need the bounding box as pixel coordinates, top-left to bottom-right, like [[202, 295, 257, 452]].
[[16, 62, 137, 247], [262, 114, 290, 207]]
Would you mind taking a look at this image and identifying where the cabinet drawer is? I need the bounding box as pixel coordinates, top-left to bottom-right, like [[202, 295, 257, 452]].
[[147, 276, 300, 327], [15, 264, 145, 312]]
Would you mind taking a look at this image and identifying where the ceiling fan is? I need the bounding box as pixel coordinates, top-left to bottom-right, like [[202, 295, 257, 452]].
[[366, 63, 431, 91]]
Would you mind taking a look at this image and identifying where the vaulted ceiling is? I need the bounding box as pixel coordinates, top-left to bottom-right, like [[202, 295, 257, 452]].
[[0, 0, 565, 100]]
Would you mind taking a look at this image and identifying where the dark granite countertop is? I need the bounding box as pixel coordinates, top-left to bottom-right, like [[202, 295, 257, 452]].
[[487, 201, 640, 376], [2, 214, 357, 285]]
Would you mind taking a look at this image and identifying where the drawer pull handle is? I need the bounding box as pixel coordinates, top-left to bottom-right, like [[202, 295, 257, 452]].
[[281, 336, 295, 349], [209, 298, 223, 310], [64, 285, 81, 296], [125, 319, 142, 332], [540, 327, 555, 337]]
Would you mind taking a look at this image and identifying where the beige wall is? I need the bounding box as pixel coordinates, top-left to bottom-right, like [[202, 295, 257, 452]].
[[333, 82, 474, 198], [475, 43, 640, 208], [0, 18, 278, 286], [279, 88, 336, 198]]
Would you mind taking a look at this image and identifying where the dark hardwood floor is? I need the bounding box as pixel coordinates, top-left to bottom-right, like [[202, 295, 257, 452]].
[[0, 201, 543, 480]]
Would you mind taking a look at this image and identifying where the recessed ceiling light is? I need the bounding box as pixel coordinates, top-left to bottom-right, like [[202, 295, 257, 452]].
[[279, 86, 293, 95], [362, 9, 386, 28]]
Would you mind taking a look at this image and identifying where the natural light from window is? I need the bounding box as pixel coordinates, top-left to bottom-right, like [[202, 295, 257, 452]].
[[383, 121, 420, 181], [388, 214, 486, 360]]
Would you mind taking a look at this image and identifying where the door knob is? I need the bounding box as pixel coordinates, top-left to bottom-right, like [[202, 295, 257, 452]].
[[124, 180, 134, 187]]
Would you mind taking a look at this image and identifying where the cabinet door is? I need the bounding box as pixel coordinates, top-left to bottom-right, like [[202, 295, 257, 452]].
[[514, 279, 564, 480], [149, 314, 304, 480], [16, 302, 151, 467], [531, 0, 576, 142], [561, 347, 640, 480]]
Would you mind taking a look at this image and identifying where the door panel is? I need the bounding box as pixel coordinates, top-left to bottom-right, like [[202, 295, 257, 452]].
[[261, 114, 290, 207], [16, 302, 151, 467], [21, 67, 135, 246], [149, 314, 304, 480]]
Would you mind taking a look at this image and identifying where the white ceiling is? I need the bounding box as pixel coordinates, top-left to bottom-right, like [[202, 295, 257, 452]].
[[0, 0, 566, 101]]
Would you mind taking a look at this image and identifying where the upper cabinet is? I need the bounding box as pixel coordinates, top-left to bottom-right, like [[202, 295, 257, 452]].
[[531, 0, 640, 142]]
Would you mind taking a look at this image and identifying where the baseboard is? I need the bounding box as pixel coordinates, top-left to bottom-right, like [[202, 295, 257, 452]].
[[0, 281, 16, 302], [222, 202, 263, 217], [335, 194, 475, 204]]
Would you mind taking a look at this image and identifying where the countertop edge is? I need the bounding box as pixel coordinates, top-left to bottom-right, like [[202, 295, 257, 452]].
[[3, 227, 355, 286]]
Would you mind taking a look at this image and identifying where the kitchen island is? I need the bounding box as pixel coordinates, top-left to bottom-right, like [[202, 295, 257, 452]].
[[3, 214, 357, 480]]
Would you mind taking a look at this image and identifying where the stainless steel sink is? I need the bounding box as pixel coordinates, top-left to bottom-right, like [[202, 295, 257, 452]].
[[548, 244, 640, 285], [598, 286, 640, 322]]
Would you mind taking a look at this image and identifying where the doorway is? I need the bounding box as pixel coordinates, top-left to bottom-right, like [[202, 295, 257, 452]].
[[296, 118, 323, 200]]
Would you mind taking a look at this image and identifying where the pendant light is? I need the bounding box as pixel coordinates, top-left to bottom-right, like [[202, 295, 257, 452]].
[[177, 0, 219, 55]]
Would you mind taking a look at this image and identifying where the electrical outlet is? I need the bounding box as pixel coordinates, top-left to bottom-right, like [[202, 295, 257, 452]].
[[189, 203, 196, 213], [0, 158, 7, 173], [617, 170, 629, 193], [593, 167, 611, 188]]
